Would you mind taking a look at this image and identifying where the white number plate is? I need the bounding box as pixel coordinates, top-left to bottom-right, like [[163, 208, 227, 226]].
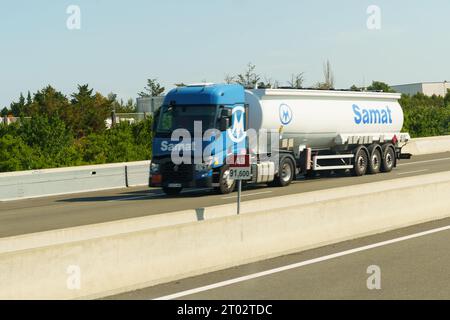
[[229, 167, 252, 180], [168, 183, 182, 188]]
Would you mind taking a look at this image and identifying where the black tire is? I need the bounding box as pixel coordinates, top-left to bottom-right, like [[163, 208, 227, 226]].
[[351, 146, 368, 176], [162, 186, 182, 196], [368, 147, 382, 174], [216, 165, 236, 194], [270, 157, 295, 187], [304, 170, 319, 179], [381, 145, 395, 173]]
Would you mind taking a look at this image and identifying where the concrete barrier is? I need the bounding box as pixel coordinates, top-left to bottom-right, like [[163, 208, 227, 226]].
[[0, 161, 150, 201], [1, 171, 449, 299], [402, 135, 450, 155]]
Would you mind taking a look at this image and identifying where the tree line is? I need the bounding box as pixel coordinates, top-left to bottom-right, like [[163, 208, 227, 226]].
[[0, 85, 153, 172]]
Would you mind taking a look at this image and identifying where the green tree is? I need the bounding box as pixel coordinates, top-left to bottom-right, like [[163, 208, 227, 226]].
[[367, 81, 395, 93], [18, 115, 74, 167], [10, 93, 25, 116], [106, 123, 140, 162], [444, 89, 450, 106], [69, 84, 111, 137], [132, 117, 153, 159], [1, 107, 8, 117], [108, 93, 136, 113], [400, 92, 450, 137], [235, 63, 261, 89], [29, 86, 70, 117], [0, 134, 40, 172], [138, 79, 165, 97], [26, 91, 32, 106], [80, 133, 109, 164]]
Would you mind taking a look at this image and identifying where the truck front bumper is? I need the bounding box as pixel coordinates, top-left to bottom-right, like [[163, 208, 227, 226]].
[[150, 163, 214, 188]]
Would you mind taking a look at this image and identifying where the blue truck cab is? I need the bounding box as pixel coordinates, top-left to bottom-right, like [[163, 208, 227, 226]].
[[150, 83, 248, 195]]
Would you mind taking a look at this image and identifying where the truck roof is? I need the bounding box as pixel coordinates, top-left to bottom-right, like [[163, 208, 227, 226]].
[[164, 84, 245, 106]]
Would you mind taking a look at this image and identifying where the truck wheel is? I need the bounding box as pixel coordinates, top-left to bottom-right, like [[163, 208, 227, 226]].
[[381, 145, 395, 173], [162, 187, 182, 196], [351, 147, 368, 176], [216, 166, 236, 194], [271, 157, 295, 187], [368, 148, 382, 174]]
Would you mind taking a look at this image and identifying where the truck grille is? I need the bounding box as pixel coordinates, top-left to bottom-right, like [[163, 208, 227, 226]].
[[161, 163, 194, 183]]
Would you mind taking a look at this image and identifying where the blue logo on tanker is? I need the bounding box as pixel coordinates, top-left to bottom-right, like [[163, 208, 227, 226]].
[[279, 103, 293, 125], [352, 104, 392, 125], [227, 106, 246, 143]]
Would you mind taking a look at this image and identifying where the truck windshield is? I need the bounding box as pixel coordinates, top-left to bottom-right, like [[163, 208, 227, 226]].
[[156, 105, 218, 134]]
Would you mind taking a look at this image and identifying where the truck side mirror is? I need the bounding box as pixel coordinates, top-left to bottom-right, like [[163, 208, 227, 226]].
[[219, 117, 230, 131]]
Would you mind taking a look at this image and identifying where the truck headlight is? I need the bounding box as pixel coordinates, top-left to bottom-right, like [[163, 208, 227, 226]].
[[150, 163, 160, 174]]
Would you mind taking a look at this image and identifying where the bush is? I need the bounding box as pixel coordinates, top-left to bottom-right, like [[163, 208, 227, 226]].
[[0, 135, 41, 171], [400, 93, 450, 137]]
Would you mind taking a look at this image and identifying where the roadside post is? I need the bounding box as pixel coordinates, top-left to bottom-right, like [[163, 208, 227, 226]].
[[229, 154, 251, 214]]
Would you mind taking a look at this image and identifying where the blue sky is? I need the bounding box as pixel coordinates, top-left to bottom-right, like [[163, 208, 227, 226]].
[[1, 0, 449, 107]]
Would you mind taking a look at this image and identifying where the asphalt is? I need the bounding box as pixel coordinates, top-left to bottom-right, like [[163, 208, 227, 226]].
[[108, 217, 450, 300], [0, 152, 449, 238]]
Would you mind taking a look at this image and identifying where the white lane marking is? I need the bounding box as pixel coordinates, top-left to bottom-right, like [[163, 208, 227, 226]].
[[398, 157, 450, 167], [221, 191, 273, 200], [153, 224, 450, 300], [397, 169, 429, 176]]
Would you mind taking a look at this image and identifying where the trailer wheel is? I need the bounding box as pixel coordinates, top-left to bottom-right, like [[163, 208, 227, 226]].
[[351, 146, 368, 176], [216, 165, 236, 194], [368, 148, 382, 174], [270, 157, 295, 187], [381, 145, 395, 173], [162, 187, 182, 196]]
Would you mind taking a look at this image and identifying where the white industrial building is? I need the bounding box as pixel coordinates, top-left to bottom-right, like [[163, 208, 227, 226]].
[[136, 96, 165, 115], [391, 81, 450, 96]]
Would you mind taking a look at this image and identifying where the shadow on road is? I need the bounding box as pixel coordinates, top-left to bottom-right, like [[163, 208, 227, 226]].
[[56, 172, 351, 203]]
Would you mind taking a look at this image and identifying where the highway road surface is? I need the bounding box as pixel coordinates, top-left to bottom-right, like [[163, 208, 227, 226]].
[[108, 217, 450, 300], [0, 152, 449, 238]]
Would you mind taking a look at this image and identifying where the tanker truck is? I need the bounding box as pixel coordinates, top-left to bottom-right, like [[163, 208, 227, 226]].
[[150, 83, 411, 195]]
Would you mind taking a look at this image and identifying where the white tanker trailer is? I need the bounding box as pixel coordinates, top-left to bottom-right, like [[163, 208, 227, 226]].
[[151, 84, 411, 195]]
